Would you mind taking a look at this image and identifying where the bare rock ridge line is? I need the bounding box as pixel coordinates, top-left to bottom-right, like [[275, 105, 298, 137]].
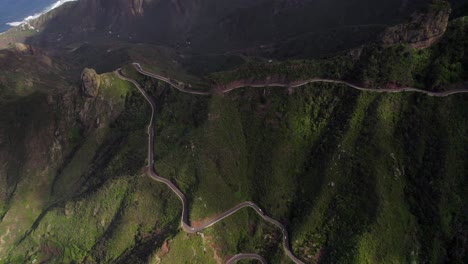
[[132, 62, 468, 97], [115, 69, 304, 264]]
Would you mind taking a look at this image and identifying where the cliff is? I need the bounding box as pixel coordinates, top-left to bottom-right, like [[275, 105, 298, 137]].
[[381, 1, 452, 49], [3, 0, 431, 57], [81, 68, 101, 97]]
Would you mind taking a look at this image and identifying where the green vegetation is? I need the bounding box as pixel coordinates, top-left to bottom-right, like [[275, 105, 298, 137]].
[[128, 45, 202, 85], [210, 55, 354, 85], [68, 127, 83, 148], [353, 15, 468, 89], [99, 73, 132, 100], [153, 232, 218, 264], [426, 16, 468, 87], [0, 3, 466, 263], [129, 68, 466, 263], [0, 49, 65, 102], [0, 65, 183, 263], [9, 175, 180, 264], [210, 15, 468, 91], [1, 68, 466, 263]]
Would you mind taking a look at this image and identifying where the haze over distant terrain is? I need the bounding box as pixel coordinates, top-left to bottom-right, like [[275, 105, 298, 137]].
[[0, 0, 76, 32]]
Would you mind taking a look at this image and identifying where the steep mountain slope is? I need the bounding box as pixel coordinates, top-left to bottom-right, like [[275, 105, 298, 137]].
[[2, 58, 466, 263], [0, 48, 143, 262], [14, 0, 432, 57], [207, 2, 465, 92], [144, 78, 467, 264], [0, 0, 466, 264]]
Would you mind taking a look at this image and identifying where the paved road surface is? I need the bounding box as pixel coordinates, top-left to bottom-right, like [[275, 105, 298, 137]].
[[133, 62, 468, 97], [219, 79, 468, 97], [118, 63, 468, 263], [116, 69, 305, 264], [133, 63, 211, 96], [226, 254, 268, 264]]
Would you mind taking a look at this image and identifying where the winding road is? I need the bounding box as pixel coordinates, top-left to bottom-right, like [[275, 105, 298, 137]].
[[116, 69, 303, 264], [133, 63, 211, 96], [133, 62, 468, 97], [226, 254, 268, 264], [219, 79, 468, 97], [116, 63, 467, 264]]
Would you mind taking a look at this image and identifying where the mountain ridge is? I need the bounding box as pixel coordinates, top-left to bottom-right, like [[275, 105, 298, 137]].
[[0, 0, 466, 263]]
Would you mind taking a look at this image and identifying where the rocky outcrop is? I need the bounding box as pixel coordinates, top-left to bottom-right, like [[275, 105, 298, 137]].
[[81, 68, 100, 97], [130, 0, 144, 15], [381, 1, 451, 49], [13, 43, 29, 53]]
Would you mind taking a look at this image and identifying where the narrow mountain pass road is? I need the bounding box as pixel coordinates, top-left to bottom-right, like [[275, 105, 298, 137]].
[[133, 63, 211, 96], [133, 62, 468, 97], [116, 69, 305, 264], [117, 62, 468, 264], [226, 254, 268, 264], [219, 79, 468, 97]]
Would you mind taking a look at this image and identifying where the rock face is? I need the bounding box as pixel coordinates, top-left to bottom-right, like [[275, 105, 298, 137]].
[[381, 1, 451, 49], [130, 0, 144, 15], [21, 0, 432, 56], [13, 43, 29, 53], [81, 68, 100, 97]]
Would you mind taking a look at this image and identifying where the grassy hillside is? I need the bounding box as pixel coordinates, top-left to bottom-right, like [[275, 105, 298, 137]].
[[120, 71, 466, 263], [210, 14, 468, 91], [0, 1, 466, 263], [0, 53, 185, 263], [0, 51, 466, 263]]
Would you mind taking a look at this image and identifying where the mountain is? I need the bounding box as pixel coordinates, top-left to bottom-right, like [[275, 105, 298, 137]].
[[14, 0, 433, 56], [0, 0, 63, 32], [0, 0, 467, 264]]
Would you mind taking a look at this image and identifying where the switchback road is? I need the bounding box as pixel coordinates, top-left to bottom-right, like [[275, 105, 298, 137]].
[[116, 69, 305, 264], [117, 63, 467, 264]]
